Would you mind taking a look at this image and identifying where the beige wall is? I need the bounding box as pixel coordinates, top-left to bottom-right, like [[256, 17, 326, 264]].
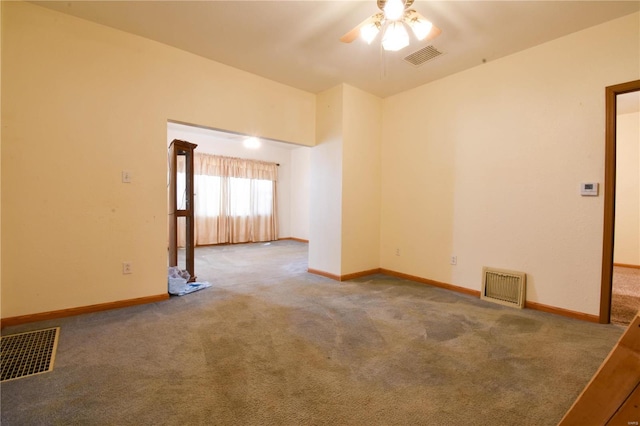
[[309, 84, 382, 276], [309, 85, 343, 275], [381, 12, 640, 316], [380, 78, 456, 282], [290, 147, 311, 241], [0, 0, 3, 318], [341, 85, 382, 275], [3, 1, 639, 320], [615, 111, 640, 266], [1, 2, 315, 318]]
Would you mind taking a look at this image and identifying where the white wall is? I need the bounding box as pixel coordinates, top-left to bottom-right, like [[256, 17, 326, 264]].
[[309, 86, 343, 276], [614, 110, 640, 265], [341, 85, 382, 275], [0, 0, 3, 318], [290, 147, 311, 241], [381, 12, 640, 316], [166, 123, 311, 240], [1, 2, 315, 318], [3, 1, 639, 320], [309, 84, 382, 277]]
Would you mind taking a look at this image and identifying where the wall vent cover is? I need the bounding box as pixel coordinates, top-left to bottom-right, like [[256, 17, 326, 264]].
[[404, 45, 444, 66], [1, 327, 60, 382], [481, 267, 526, 309]]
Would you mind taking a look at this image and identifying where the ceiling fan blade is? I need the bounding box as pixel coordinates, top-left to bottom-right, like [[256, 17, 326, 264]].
[[427, 25, 442, 41], [339, 14, 380, 43]]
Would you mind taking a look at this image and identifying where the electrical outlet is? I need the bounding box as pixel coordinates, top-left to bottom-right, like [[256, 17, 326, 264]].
[[122, 262, 132, 274], [450, 256, 457, 265], [122, 170, 132, 183], [395, 248, 400, 256]]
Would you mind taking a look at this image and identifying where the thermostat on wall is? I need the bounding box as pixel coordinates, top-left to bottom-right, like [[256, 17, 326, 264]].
[[580, 182, 599, 196]]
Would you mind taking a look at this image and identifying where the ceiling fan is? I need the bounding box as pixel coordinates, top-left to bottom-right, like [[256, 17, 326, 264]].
[[340, 0, 441, 52]]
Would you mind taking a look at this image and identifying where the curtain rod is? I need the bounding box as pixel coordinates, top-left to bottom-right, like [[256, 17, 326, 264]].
[[195, 151, 280, 166]]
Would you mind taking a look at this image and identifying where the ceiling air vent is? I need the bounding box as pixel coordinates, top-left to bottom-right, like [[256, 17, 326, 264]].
[[404, 45, 443, 67]]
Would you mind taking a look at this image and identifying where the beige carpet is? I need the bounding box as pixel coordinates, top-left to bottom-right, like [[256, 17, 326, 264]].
[[0, 241, 625, 425], [612, 266, 640, 326]]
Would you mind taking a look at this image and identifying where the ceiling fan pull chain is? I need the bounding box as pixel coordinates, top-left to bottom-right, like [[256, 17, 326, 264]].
[[379, 41, 387, 80]]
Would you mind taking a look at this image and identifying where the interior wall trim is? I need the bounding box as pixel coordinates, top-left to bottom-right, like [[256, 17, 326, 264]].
[[307, 268, 342, 281], [340, 269, 382, 281], [524, 301, 600, 323], [308, 266, 598, 322], [0, 294, 170, 329], [601, 79, 640, 324], [279, 237, 310, 243], [379, 268, 481, 297], [613, 263, 640, 270], [307, 268, 381, 281], [380, 269, 599, 322]]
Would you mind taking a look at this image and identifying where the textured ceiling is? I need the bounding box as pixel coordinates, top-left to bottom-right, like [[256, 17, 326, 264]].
[[33, 1, 640, 98]]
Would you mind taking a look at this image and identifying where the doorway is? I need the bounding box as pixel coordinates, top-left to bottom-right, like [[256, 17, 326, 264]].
[[600, 80, 640, 324], [165, 121, 312, 283]]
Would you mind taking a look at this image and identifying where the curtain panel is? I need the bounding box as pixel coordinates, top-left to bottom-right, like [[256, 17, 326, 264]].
[[177, 154, 278, 245]]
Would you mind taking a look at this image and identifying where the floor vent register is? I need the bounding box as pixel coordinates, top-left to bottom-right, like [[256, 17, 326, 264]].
[[1, 327, 60, 382]]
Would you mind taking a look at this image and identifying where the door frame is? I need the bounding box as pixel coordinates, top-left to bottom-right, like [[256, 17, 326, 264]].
[[600, 79, 640, 324]]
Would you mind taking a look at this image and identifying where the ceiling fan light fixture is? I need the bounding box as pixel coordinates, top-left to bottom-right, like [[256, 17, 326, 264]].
[[408, 17, 433, 41], [360, 22, 380, 44], [339, 0, 441, 52], [382, 21, 409, 51], [383, 0, 405, 21]]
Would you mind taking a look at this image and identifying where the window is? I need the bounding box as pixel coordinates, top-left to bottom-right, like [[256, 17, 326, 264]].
[[176, 154, 278, 245]]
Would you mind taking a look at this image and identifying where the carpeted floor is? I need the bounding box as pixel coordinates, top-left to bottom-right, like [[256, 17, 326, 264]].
[[0, 241, 625, 425], [612, 266, 640, 326]]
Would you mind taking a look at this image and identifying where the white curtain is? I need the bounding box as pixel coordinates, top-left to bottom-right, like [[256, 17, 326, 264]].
[[177, 154, 278, 245]]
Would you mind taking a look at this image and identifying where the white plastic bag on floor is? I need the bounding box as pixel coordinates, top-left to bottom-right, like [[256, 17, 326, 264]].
[[168, 266, 190, 281], [167, 266, 211, 296]]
